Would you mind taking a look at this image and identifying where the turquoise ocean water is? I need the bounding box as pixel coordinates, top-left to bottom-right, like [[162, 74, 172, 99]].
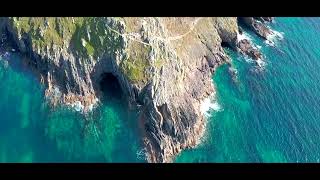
[[0, 53, 143, 162], [1, 17, 320, 162]]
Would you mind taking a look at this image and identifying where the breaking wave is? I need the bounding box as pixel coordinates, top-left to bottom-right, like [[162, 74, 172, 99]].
[[200, 95, 222, 117], [265, 29, 285, 47]]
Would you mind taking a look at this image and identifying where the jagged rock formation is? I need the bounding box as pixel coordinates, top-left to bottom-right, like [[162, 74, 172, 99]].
[[237, 39, 262, 60], [0, 17, 274, 162], [239, 17, 274, 40]]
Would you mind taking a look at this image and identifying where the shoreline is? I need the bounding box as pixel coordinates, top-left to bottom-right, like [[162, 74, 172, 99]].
[[0, 17, 277, 163]]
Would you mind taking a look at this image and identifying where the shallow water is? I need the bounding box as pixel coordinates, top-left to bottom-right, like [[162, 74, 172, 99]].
[[0, 53, 143, 162]]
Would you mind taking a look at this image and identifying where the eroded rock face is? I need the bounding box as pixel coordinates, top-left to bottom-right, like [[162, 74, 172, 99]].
[[0, 17, 273, 162], [237, 39, 262, 60], [240, 17, 273, 40]]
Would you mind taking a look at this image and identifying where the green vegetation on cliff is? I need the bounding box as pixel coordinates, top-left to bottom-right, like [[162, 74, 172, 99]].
[[9, 17, 158, 85], [12, 17, 84, 50], [11, 17, 123, 58], [120, 41, 151, 84], [70, 17, 123, 58]]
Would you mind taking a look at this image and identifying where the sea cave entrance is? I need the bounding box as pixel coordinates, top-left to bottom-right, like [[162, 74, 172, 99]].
[[99, 73, 123, 101], [221, 41, 231, 48]]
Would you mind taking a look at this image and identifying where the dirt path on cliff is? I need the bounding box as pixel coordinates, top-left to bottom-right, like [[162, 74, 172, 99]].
[[106, 17, 204, 46], [165, 17, 203, 41]]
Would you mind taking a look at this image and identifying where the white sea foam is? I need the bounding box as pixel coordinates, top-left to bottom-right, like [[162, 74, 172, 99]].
[[272, 30, 284, 40], [237, 32, 252, 42], [243, 55, 255, 63], [72, 101, 84, 112], [66, 97, 99, 113], [265, 39, 275, 47], [265, 29, 284, 47], [53, 87, 62, 98], [200, 95, 222, 117], [255, 58, 266, 68], [88, 104, 94, 111], [91, 98, 99, 111], [241, 52, 267, 70]]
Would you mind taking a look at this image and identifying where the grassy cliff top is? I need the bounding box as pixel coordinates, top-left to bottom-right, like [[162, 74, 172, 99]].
[[10, 17, 152, 84], [8, 17, 238, 86]]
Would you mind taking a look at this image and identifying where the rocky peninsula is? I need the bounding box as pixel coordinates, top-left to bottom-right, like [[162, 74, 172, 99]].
[[0, 17, 274, 162]]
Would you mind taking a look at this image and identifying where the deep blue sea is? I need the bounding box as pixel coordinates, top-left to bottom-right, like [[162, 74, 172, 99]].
[[1, 17, 320, 162]]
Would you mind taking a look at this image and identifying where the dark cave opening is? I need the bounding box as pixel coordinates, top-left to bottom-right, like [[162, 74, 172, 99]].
[[237, 18, 254, 35], [221, 41, 230, 48], [99, 73, 123, 101]]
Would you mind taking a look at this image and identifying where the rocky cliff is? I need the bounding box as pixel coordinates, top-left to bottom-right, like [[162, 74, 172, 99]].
[[0, 17, 274, 162]]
